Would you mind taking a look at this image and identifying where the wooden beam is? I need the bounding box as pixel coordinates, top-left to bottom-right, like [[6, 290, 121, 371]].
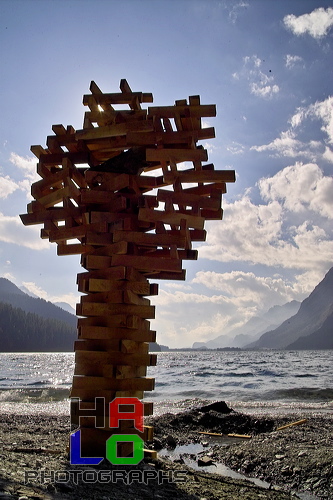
[[78, 325, 156, 342], [146, 148, 208, 163], [75, 350, 157, 367], [79, 302, 155, 319], [164, 169, 236, 184], [148, 104, 216, 118], [138, 208, 205, 230]]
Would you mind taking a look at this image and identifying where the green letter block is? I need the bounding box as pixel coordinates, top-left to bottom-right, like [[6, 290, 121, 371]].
[[106, 434, 144, 465]]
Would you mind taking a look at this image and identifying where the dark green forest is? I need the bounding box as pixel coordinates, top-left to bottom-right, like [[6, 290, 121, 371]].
[[0, 302, 76, 352], [0, 292, 77, 327]]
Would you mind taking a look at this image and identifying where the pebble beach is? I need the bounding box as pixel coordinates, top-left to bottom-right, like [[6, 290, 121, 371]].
[[1, 403, 332, 500]]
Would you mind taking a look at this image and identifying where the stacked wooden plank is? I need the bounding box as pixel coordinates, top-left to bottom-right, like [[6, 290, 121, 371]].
[[20, 79, 235, 459]]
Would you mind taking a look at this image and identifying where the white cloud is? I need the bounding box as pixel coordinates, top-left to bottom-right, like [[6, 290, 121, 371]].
[[151, 289, 242, 347], [259, 162, 333, 219], [0, 175, 19, 199], [0, 213, 50, 250], [153, 290, 228, 307], [250, 83, 279, 98], [228, 1, 249, 24], [10, 153, 38, 180], [308, 97, 333, 144], [164, 282, 192, 291], [3, 272, 15, 282], [250, 130, 322, 159], [21, 281, 78, 309], [285, 54, 304, 69], [284, 7, 333, 39], [9, 153, 39, 197], [290, 96, 333, 144], [193, 270, 307, 309], [151, 161, 333, 347], [202, 120, 212, 129], [198, 163, 333, 273], [252, 97, 333, 161], [237, 55, 280, 99], [204, 141, 217, 155], [226, 141, 245, 155], [323, 146, 333, 163], [0, 153, 40, 201], [244, 55, 261, 68], [152, 264, 327, 347], [22, 281, 48, 299], [51, 293, 78, 310]]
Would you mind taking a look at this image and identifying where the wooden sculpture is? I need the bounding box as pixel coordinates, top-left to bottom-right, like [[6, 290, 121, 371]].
[[20, 79, 235, 459]]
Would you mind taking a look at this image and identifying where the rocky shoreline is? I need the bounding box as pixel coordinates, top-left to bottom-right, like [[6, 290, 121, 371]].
[[0, 403, 332, 499]]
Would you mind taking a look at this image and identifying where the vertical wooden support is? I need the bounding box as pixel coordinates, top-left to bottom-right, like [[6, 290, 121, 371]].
[[20, 79, 236, 459]]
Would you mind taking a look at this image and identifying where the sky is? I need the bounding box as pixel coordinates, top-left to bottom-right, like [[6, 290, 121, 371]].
[[0, 0, 332, 348]]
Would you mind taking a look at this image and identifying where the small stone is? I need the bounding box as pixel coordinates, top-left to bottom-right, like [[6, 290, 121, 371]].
[[275, 454, 285, 460], [281, 466, 292, 476], [198, 455, 215, 466], [298, 450, 308, 457], [153, 437, 163, 450], [166, 434, 177, 448], [313, 478, 326, 489]]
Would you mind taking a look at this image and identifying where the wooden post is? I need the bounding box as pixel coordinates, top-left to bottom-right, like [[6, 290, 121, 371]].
[[20, 79, 235, 459]]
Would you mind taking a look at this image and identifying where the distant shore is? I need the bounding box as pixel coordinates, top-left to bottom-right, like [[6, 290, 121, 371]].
[[0, 404, 332, 499]]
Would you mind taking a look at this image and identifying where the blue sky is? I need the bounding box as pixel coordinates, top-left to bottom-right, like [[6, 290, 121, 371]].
[[0, 0, 332, 348]]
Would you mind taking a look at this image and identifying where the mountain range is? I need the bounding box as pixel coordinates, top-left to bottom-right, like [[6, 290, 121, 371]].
[[193, 266, 333, 350], [246, 267, 333, 350], [0, 278, 77, 352], [0, 278, 165, 352], [193, 300, 301, 349], [1, 268, 332, 352]]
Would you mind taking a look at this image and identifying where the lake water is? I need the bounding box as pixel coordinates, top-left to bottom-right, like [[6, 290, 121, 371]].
[[0, 350, 332, 416]]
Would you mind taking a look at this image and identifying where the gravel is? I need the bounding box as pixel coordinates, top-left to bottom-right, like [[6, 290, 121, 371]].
[[0, 403, 331, 499]]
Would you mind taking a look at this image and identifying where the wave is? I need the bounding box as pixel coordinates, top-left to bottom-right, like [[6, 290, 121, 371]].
[[265, 387, 333, 401], [257, 369, 282, 377], [172, 389, 216, 398], [26, 380, 52, 386], [0, 387, 70, 403], [193, 372, 217, 377]]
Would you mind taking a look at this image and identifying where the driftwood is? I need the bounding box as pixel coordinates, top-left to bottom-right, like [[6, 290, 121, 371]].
[[276, 419, 308, 431]]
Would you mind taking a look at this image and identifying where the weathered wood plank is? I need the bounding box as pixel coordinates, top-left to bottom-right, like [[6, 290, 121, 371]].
[[138, 208, 205, 230], [75, 350, 157, 367], [157, 189, 221, 209], [146, 147, 208, 163], [164, 169, 236, 184], [79, 302, 155, 319], [78, 325, 156, 342], [148, 104, 216, 118]]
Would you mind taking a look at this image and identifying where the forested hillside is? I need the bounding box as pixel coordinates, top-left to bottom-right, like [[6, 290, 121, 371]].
[[0, 278, 76, 327], [0, 302, 76, 352]]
